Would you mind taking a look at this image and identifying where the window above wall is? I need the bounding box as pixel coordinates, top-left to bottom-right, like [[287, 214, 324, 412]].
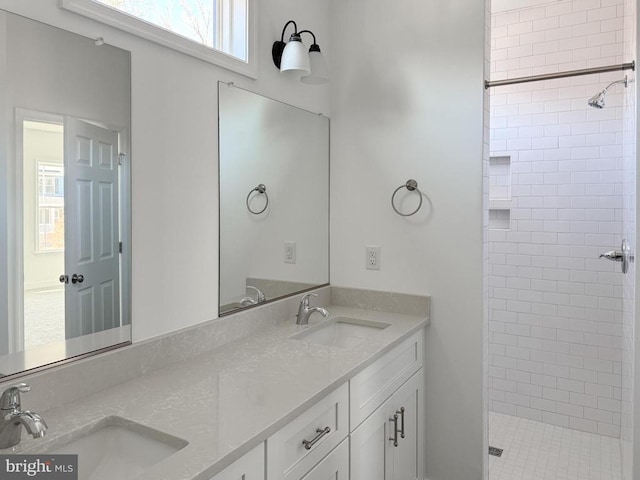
[[61, 0, 257, 78]]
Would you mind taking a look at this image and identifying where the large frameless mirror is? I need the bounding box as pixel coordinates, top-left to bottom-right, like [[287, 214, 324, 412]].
[[0, 11, 132, 378], [218, 83, 329, 315]]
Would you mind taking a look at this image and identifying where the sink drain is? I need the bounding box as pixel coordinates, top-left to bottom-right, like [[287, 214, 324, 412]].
[[489, 446, 503, 457]]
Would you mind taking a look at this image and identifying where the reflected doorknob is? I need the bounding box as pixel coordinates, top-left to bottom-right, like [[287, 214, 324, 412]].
[[71, 274, 84, 284]]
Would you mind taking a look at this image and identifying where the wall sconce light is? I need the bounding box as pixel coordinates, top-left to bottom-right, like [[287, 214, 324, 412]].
[[272, 20, 329, 85]]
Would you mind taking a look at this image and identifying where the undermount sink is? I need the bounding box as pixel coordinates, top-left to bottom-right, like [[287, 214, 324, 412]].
[[45, 416, 188, 480], [291, 317, 391, 348]]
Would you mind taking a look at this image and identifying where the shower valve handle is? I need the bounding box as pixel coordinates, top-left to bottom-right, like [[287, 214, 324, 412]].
[[599, 250, 623, 262]]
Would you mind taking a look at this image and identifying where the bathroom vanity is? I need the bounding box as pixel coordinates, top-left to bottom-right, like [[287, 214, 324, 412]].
[[9, 287, 428, 480]]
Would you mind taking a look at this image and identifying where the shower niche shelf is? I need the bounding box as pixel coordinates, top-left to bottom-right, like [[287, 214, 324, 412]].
[[489, 209, 510, 231], [488, 156, 511, 230], [489, 156, 511, 202]]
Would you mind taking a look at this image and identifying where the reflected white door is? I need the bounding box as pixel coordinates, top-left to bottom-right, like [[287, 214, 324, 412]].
[[64, 118, 120, 339]]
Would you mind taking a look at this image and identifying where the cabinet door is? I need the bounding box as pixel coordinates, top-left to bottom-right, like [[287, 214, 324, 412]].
[[350, 394, 393, 480], [209, 443, 264, 480], [300, 439, 349, 480], [389, 370, 423, 480], [351, 368, 423, 480]]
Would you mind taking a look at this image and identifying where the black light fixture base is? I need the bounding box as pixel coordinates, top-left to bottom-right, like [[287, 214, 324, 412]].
[[272, 41, 286, 69]]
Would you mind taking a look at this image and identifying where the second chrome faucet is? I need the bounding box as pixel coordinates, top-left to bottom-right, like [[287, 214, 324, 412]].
[[296, 293, 330, 325]]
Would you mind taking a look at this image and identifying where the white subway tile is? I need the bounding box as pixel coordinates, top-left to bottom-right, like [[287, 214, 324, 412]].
[[569, 391, 598, 408], [597, 396, 621, 412], [517, 382, 543, 397], [570, 416, 598, 433], [587, 6, 618, 22], [584, 406, 613, 424], [516, 405, 543, 421], [598, 422, 621, 437], [531, 373, 557, 388], [558, 377, 585, 393], [584, 357, 614, 373], [543, 387, 570, 402], [492, 401, 518, 416], [556, 353, 584, 369], [559, 11, 587, 26], [556, 401, 583, 418]]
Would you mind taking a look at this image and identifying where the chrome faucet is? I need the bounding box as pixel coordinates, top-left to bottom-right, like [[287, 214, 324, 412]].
[[0, 383, 47, 449], [296, 293, 330, 325], [240, 286, 267, 306]]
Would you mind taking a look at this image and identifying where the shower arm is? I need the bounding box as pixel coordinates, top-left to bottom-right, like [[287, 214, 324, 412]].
[[601, 76, 628, 94]]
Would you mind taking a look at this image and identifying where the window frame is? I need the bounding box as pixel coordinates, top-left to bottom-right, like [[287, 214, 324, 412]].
[[60, 0, 258, 79]]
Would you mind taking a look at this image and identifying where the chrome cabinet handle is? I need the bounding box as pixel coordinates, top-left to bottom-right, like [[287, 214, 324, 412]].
[[59, 274, 68, 284], [71, 274, 84, 284], [302, 426, 331, 450], [397, 407, 405, 439], [389, 413, 399, 447]]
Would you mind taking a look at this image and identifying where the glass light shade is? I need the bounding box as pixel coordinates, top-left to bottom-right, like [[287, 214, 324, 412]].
[[302, 50, 329, 85], [280, 39, 310, 74]]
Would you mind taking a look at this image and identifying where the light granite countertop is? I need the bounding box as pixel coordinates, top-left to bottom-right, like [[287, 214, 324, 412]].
[[15, 304, 428, 480]]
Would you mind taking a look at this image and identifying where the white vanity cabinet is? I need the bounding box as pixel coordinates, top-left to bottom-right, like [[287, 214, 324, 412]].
[[262, 329, 424, 480], [351, 369, 424, 480], [208, 443, 264, 480], [350, 329, 424, 480]]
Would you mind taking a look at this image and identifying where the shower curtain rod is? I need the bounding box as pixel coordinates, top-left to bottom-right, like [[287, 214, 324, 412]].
[[485, 61, 635, 89]]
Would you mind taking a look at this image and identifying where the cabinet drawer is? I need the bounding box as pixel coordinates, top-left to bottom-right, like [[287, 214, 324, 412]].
[[350, 330, 423, 430], [300, 438, 349, 480], [267, 383, 348, 480], [208, 443, 264, 480]]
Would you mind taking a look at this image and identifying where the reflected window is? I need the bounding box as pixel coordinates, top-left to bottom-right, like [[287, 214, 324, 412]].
[[37, 162, 65, 253]]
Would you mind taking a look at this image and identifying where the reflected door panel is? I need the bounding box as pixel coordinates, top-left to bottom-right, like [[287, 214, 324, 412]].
[[65, 118, 120, 339]]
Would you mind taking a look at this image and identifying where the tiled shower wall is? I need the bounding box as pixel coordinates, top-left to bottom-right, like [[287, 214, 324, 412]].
[[488, 0, 627, 437], [620, 0, 635, 475]]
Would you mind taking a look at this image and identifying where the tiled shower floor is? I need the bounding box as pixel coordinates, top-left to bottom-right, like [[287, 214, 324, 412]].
[[489, 412, 622, 480]]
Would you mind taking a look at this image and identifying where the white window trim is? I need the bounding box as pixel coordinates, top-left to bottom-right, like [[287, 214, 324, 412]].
[[60, 0, 258, 79]]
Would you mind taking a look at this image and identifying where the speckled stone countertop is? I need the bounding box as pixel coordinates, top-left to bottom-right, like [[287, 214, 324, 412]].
[[15, 303, 428, 480]]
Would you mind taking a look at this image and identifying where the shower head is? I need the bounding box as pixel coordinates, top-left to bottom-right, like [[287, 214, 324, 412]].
[[587, 75, 628, 109], [587, 90, 606, 109]]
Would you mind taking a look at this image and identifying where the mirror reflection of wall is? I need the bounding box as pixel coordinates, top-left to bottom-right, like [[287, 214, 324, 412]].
[[23, 120, 65, 349], [218, 83, 329, 315], [0, 10, 132, 377]]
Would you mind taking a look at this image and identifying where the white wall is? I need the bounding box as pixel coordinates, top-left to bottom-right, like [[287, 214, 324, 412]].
[[329, 1, 486, 479], [488, 0, 627, 438], [0, 0, 331, 342]]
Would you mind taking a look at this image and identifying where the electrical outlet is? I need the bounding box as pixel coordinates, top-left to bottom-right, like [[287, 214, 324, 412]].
[[284, 241, 297, 264], [366, 246, 381, 270]]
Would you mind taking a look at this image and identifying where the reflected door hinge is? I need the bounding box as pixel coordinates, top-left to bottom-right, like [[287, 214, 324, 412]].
[[119, 241, 123, 254], [118, 153, 126, 165]]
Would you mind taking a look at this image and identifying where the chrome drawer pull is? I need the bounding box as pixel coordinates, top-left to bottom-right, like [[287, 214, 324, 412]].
[[397, 407, 405, 439], [389, 414, 399, 447], [302, 426, 331, 450]]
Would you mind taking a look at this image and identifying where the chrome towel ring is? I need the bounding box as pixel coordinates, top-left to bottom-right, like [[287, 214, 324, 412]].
[[246, 184, 269, 215], [391, 179, 423, 217]]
